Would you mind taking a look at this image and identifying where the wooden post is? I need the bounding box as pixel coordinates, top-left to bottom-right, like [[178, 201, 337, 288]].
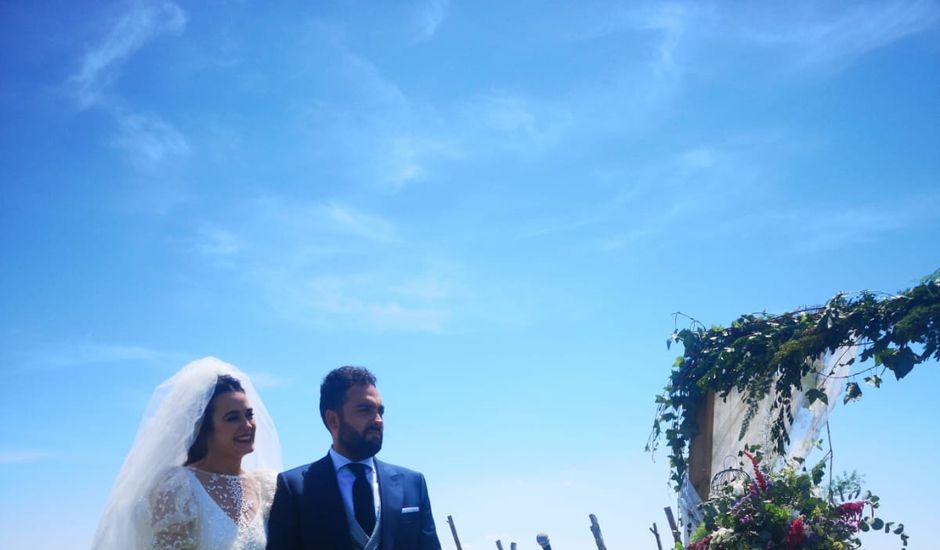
[[589, 513, 607, 550], [649, 522, 663, 550], [664, 507, 682, 547], [446, 516, 463, 550], [687, 391, 716, 502]]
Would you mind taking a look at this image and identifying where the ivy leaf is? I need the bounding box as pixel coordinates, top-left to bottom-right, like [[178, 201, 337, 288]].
[[805, 388, 828, 406], [883, 347, 917, 380], [872, 518, 884, 530], [864, 374, 882, 388], [843, 382, 863, 404]]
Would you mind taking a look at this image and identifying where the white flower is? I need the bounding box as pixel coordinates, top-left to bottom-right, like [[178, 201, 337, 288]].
[[711, 527, 737, 545]]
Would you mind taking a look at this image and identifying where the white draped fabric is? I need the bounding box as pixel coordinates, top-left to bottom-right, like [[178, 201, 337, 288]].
[[679, 346, 857, 540]]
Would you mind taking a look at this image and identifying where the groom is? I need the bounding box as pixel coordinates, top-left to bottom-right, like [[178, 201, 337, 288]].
[[267, 366, 442, 550]]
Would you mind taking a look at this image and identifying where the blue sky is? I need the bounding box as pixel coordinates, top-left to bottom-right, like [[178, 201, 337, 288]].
[[1, 1, 939, 548]]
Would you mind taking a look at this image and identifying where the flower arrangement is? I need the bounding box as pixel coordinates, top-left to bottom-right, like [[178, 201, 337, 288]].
[[682, 450, 908, 549]]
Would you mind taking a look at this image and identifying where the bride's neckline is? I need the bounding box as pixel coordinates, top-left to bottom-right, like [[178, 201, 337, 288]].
[[186, 466, 247, 478]]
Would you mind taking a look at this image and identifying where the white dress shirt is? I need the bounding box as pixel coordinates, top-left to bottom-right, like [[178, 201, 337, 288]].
[[329, 447, 382, 523]]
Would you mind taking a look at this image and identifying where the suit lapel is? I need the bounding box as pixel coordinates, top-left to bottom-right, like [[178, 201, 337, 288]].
[[377, 459, 403, 550], [304, 454, 350, 547]]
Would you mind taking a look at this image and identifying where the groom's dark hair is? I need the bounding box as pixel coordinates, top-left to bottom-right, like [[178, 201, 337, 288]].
[[320, 366, 377, 427], [184, 374, 245, 466]]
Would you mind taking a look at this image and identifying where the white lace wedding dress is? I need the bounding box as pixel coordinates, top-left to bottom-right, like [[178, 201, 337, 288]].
[[146, 467, 277, 550]]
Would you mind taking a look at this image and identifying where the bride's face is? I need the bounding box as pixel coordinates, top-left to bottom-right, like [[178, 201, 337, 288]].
[[206, 391, 256, 460]]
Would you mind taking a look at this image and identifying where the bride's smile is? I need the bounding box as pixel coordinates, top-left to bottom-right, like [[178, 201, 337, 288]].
[[206, 391, 257, 461]]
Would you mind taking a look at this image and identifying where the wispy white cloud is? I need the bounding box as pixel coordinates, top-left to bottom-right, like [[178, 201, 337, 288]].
[[306, 275, 447, 332], [254, 269, 452, 333], [380, 135, 432, 189], [567, 2, 711, 78], [0, 450, 53, 465], [66, 1, 190, 177], [512, 138, 784, 251], [518, 143, 727, 244], [594, 229, 649, 252], [192, 221, 243, 261], [679, 147, 717, 169], [324, 202, 401, 243], [297, 36, 575, 191], [413, 0, 450, 41], [246, 197, 401, 246], [390, 274, 453, 301], [9, 342, 179, 373], [184, 199, 402, 279], [737, 1, 940, 71], [185, 197, 458, 332], [69, 1, 187, 108], [613, 2, 706, 76], [458, 93, 573, 155], [111, 109, 190, 171], [53, 343, 173, 367], [773, 204, 925, 254], [340, 51, 409, 110], [570, 0, 938, 86]]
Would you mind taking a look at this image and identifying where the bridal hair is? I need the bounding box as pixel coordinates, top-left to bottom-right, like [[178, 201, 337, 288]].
[[184, 374, 245, 465], [319, 366, 377, 427]]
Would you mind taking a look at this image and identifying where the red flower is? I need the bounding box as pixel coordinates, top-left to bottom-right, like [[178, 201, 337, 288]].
[[836, 501, 868, 528], [687, 536, 711, 550], [786, 516, 805, 550], [743, 451, 768, 491]]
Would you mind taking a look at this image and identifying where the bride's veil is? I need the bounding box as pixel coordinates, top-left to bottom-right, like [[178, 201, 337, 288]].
[[91, 357, 283, 549]]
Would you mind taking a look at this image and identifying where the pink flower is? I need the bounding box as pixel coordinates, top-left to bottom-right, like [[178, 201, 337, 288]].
[[786, 517, 805, 550], [687, 536, 711, 550], [836, 501, 868, 528], [743, 451, 768, 491]]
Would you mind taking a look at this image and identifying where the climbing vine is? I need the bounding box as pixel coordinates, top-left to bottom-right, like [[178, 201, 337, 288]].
[[647, 270, 940, 489]]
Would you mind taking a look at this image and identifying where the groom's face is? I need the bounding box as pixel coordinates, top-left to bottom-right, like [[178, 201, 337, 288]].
[[330, 383, 384, 460]]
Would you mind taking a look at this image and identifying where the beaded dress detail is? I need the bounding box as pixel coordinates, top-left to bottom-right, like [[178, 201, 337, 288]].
[[148, 467, 276, 550]]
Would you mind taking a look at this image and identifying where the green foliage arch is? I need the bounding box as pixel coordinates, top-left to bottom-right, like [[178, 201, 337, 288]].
[[648, 270, 940, 488]]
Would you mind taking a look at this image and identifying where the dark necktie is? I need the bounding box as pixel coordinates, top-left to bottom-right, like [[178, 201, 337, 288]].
[[347, 463, 376, 535]]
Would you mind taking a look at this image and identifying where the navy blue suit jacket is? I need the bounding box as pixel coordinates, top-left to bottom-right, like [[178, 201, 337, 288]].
[[266, 454, 442, 550]]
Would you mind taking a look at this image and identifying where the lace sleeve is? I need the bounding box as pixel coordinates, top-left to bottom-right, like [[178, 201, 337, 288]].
[[256, 470, 278, 519], [148, 468, 199, 550]]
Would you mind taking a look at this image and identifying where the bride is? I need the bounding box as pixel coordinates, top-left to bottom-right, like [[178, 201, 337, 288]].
[[92, 357, 283, 549]]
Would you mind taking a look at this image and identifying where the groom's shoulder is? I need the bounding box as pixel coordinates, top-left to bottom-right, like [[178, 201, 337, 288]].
[[375, 458, 426, 480], [280, 454, 332, 480]]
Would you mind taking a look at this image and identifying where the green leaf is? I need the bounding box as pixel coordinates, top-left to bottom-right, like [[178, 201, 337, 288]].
[[872, 518, 884, 530], [859, 521, 870, 532], [863, 374, 882, 388], [805, 388, 828, 405], [883, 347, 917, 380], [843, 382, 862, 404]]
